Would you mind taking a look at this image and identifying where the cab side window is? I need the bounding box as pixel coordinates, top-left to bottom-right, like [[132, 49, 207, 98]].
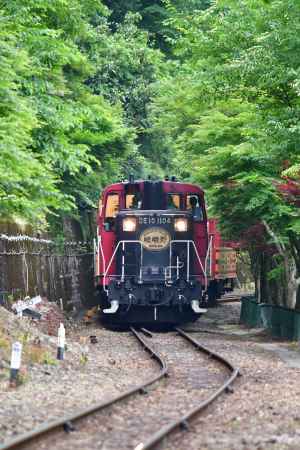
[[104, 194, 119, 231], [105, 194, 119, 218], [126, 193, 142, 209], [187, 194, 204, 222], [167, 193, 181, 209]]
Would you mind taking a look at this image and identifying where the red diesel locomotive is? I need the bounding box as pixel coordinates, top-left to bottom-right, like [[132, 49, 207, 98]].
[[94, 177, 237, 324]]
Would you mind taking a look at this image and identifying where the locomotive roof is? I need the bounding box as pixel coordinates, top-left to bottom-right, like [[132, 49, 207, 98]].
[[102, 180, 204, 194]]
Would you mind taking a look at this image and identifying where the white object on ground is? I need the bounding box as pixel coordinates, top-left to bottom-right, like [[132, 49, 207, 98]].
[[12, 295, 42, 313]]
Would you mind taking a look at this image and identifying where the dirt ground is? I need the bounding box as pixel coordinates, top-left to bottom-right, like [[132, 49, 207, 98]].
[[176, 302, 300, 450]]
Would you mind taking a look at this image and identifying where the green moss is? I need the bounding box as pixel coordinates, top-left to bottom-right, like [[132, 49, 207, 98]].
[[42, 352, 58, 366]]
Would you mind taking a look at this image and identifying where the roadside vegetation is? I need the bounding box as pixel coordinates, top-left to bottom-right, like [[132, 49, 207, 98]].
[[151, 0, 300, 307], [0, 0, 299, 306]]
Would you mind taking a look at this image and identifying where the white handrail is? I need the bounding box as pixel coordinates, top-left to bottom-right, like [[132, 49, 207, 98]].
[[99, 236, 106, 282], [93, 238, 97, 276], [205, 236, 213, 275], [102, 240, 143, 292], [166, 240, 212, 289], [99, 238, 211, 291], [168, 240, 206, 276]]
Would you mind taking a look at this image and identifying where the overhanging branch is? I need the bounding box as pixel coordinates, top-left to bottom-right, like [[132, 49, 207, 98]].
[[262, 220, 286, 256]]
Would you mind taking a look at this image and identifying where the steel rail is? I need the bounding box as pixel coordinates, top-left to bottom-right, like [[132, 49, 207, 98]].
[[218, 296, 241, 304], [0, 328, 168, 450], [134, 327, 240, 450], [140, 328, 153, 338]]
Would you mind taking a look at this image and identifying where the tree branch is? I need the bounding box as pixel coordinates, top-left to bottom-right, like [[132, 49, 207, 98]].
[[262, 220, 286, 256]]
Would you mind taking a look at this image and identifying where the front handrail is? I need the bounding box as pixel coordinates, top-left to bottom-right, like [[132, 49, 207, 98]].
[[98, 239, 211, 291], [167, 240, 208, 288], [101, 240, 143, 292], [204, 235, 213, 288]]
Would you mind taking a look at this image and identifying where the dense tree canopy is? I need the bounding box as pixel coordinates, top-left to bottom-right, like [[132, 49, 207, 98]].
[[102, 0, 211, 51], [87, 14, 165, 160], [0, 0, 139, 225]]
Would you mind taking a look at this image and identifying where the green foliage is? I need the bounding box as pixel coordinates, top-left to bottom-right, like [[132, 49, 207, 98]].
[[42, 352, 58, 366], [152, 0, 300, 239], [151, 0, 300, 303], [267, 264, 285, 282], [0, 0, 217, 228], [102, 0, 212, 53], [0, 13, 63, 223], [0, 0, 136, 226], [87, 14, 164, 161]]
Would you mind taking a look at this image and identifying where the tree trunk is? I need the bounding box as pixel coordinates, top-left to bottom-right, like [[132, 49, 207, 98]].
[[263, 221, 300, 309], [285, 258, 300, 309]]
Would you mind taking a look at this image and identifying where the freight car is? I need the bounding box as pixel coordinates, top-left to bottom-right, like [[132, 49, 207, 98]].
[[94, 177, 237, 325]]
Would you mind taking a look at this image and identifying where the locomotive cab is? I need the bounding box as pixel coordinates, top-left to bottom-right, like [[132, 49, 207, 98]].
[[95, 180, 208, 325]]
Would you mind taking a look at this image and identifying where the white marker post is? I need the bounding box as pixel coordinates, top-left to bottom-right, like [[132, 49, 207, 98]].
[[10, 342, 22, 386], [57, 323, 65, 360]]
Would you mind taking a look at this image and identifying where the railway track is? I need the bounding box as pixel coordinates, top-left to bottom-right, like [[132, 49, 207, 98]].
[[218, 294, 241, 304], [0, 328, 240, 450], [0, 328, 168, 450], [134, 328, 240, 450]]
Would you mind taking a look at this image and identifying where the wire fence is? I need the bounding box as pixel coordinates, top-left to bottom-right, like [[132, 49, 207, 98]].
[[0, 234, 94, 310]]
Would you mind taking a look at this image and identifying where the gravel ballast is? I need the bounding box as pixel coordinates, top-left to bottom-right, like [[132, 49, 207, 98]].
[[2, 300, 300, 450], [0, 319, 158, 442]]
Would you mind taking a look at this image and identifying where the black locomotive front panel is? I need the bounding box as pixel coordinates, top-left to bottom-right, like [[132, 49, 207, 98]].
[[116, 211, 192, 281], [108, 210, 202, 312]]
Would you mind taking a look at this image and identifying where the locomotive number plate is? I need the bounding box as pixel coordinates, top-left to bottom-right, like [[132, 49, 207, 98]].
[[140, 227, 171, 251]]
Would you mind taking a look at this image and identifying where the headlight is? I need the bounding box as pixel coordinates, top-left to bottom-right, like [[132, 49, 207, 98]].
[[174, 218, 188, 232], [123, 217, 137, 232]]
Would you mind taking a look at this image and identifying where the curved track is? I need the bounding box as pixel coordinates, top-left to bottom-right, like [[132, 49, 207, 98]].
[[134, 328, 240, 450], [0, 328, 168, 450]]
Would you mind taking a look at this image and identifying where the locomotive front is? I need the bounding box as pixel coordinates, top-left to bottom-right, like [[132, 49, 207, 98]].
[[96, 180, 207, 324]]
